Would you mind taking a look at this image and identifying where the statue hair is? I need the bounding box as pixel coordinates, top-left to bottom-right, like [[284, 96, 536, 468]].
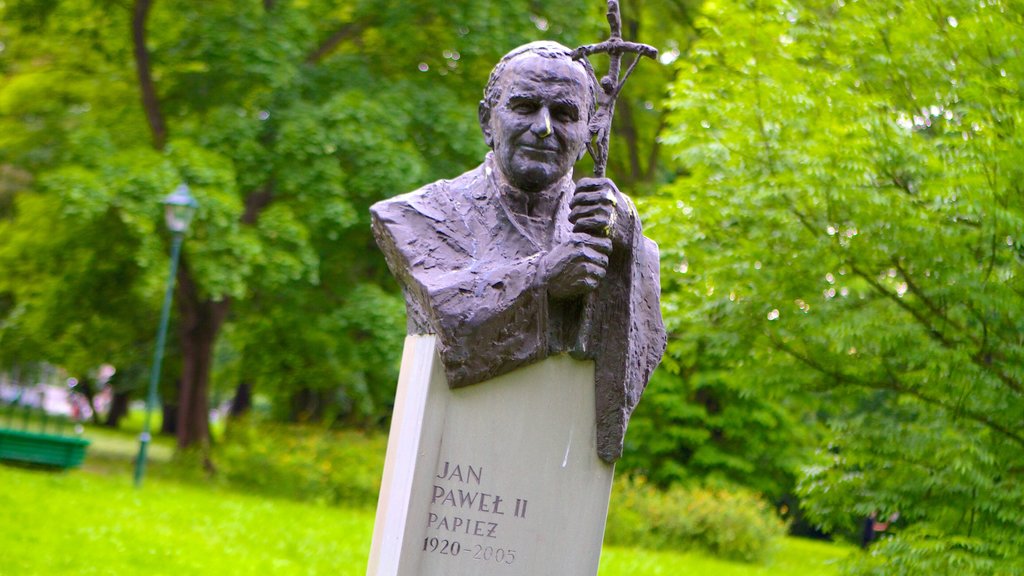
[[481, 41, 599, 119]]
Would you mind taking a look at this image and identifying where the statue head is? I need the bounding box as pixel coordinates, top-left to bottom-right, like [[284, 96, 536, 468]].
[[479, 41, 598, 193]]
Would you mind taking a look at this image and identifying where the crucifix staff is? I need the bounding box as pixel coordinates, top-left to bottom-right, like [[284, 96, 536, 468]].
[[570, 1, 659, 357], [572, 0, 659, 178]]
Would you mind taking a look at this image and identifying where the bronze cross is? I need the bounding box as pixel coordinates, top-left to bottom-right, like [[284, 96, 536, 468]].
[[573, 0, 659, 178]]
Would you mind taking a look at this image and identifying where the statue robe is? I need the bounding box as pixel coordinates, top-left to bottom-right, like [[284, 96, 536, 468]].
[[370, 154, 666, 462]]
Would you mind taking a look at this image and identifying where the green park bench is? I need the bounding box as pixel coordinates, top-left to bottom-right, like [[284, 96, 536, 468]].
[[0, 401, 90, 469]]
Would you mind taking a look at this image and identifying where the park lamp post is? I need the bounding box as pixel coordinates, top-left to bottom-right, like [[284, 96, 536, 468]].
[[134, 183, 198, 488]]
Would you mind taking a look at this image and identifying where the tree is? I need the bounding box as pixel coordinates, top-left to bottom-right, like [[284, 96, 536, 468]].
[[0, 0, 608, 452], [653, 0, 1023, 571], [614, 0, 821, 515]]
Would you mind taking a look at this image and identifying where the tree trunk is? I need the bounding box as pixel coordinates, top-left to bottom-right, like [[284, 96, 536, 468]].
[[132, 0, 167, 150], [161, 403, 178, 435], [74, 375, 104, 425], [289, 387, 325, 422], [174, 257, 230, 450], [614, 96, 643, 184], [103, 389, 130, 428], [229, 382, 253, 418]]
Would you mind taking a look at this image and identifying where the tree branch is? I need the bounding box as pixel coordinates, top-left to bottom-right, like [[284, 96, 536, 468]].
[[853, 262, 1023, 395], [891, 257, 973, 344], [241, 183, 274, 225], [132, 0, 167, 151], [305, 20, 370, 64], [851, 263, 956, 348], [770, 336, 1024, 450]]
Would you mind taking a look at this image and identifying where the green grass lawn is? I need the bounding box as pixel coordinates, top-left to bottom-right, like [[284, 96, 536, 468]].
[[1, 465, 374, 575], [0, 427, 853, 575]]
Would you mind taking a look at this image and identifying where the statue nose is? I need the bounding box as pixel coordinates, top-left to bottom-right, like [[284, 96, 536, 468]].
[[530, 109, 553, 139]]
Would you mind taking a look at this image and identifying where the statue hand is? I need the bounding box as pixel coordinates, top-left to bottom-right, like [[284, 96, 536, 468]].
[[540, 232, 613, 299], [570, 177, 623, 239]]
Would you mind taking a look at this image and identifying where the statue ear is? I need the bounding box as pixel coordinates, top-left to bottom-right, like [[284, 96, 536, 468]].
[[478, 101, 494, 148]]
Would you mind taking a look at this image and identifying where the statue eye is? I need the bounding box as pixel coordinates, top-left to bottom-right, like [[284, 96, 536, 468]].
[[552, 105, 579, 122], [509, 99, 539, 114]]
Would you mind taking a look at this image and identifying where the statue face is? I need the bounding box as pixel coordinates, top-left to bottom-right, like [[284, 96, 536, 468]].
[[482, 54, 591, 193]]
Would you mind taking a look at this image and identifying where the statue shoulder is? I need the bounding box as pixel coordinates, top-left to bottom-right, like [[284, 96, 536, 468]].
[[370, 181, 445, 223], [370, 163, 486, 224]]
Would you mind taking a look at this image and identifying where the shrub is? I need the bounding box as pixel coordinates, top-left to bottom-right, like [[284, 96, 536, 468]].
[[215, 419, 387, 508], [605, 476, 787, 562]]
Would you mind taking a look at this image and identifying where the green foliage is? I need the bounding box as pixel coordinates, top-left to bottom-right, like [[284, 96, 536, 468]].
[[0, 168, 164, 376], [840, 527, 1024, 576], [0, 0, 626, 426], [622, 347, 817, 502], [655, 0, 1024, 572], [605, 476, 787, 562], [216, 420, 387, 508], [224, 282, 405, 425]]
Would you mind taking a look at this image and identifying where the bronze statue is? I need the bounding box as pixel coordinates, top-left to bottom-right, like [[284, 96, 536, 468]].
[[371, 35, 665, 463]]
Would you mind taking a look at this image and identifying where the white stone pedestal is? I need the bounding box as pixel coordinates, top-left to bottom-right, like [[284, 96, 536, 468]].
[[366, 335, 614, 576]]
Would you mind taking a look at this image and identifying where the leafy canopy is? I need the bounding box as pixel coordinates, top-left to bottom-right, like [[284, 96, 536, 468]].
[[651, 0, 1023, 571]]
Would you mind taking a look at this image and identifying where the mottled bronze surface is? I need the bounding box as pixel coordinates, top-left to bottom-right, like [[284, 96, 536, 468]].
[[371, 41, 665, 462]]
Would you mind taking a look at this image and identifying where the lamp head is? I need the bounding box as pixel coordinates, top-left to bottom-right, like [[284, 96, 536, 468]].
[[163, 183, 198, 234]]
